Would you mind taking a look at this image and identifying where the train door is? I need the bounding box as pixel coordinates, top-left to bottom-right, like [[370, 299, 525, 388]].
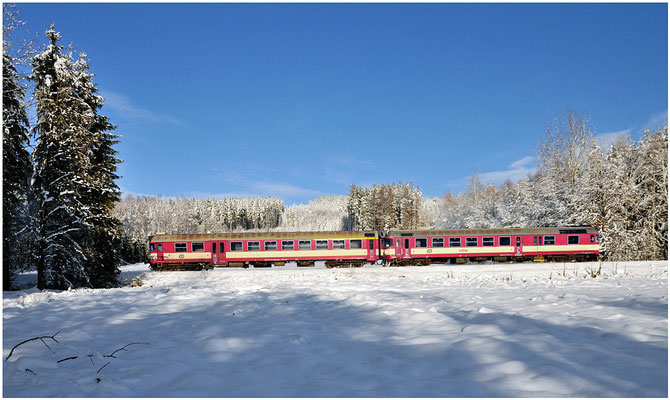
[[212, 242, 218, 265], [403, 238, 411, 258], [395, 238, 403, 258], [219, 241, 225, 264], [157, 243, 164, 262], [515, 236, 522, 256]]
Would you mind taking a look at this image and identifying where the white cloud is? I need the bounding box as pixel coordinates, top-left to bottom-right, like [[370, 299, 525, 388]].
[[478, 156, 536, 186], [101, 91, 186, 127], [595, 129, 632, 148], [509, 156, 534, 169], [643, 110, 668, 132]]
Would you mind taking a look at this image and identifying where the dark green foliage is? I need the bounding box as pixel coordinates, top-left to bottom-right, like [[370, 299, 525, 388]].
[[73, 54, 123, 287], [119, 234, 148, 265], [2, 52, 32, 290]]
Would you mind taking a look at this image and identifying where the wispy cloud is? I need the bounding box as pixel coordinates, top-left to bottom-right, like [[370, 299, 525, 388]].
[[595, 129, 632, 148], [101, 91, 186, 127], [643, 110, 668, 132], [478, 156, 536, 186]]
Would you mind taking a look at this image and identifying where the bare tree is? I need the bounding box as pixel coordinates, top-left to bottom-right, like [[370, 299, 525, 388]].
[[538, 109, 597, 186]]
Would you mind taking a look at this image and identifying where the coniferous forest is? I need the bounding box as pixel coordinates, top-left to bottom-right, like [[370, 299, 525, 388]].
[[3, 7, 668, 291]]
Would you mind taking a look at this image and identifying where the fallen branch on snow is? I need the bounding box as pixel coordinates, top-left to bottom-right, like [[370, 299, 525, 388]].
[[5, 332, 60, 361], [103, 342, 149, 358]]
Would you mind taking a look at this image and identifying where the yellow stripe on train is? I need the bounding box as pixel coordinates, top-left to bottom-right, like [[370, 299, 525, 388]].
[[160, 249, 368, 260], [226, 249, 368, 259], [163, 252, 212, 260], [411, 247, 515, 255]]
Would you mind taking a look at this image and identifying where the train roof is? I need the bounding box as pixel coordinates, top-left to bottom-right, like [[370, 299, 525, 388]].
[[149, 231, 378, 242], [385, 226, 598, 237]]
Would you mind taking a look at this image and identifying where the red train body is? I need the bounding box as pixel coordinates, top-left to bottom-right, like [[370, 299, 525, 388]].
[[148, 226, 600, 270], [381, 227, 600, 265], [148, 231, 379, 270]]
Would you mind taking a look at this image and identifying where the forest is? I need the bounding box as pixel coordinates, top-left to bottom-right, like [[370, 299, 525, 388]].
[[3, 5, 668, 291]]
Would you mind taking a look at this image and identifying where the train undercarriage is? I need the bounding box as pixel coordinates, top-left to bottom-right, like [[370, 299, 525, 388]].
[[152, 253, 598, 271]]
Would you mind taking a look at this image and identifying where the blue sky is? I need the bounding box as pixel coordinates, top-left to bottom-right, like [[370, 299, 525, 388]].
[[14, 3, 668, 204]]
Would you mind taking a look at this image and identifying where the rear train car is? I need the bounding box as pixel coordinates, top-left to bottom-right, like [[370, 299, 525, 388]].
[[381, 227, 600, 265], [148, 231, 379, 270]]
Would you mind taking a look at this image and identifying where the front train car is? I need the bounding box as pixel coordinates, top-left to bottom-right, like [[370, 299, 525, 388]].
[[381, 226, 601, 265], [148, 231, 380, 270]]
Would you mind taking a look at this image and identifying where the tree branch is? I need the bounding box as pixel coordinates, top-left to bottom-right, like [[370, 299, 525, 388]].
[[103, 342, 149, 358], [5, 332, 60, 361]]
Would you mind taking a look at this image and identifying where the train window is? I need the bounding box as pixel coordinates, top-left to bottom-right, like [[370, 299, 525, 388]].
[[149, 243, 155, 251], [396, 239, 401, 247], [590, 235, 595, 243], [466, 237, 478, 247], [230, 242, 243, 251], [350, 240, 362, 249], [568, 235, 579, 245], [499, 237, 511, 246], [449, 238, 461, 247], [432, 238, 444, 248], [175, 243, 187, 252], [544, 236, 555, 245], [212, 243, 217, 254], [482, 237, 494, 246], [333, 240, 345, 249], [539, 237, 543, 245], [299, 240, 311, 250], [404, 239, 410, 248], [192, 242, 204, 252], [316, 240, 329, 250], [534, 236, 538, 246], [382, 239, 393, 248], [264, 241, 277, 251], [415, 238, 427, 248], [248, 241, 260, 251], [369, 239, 374, 249], [282, 240, 294, 250]]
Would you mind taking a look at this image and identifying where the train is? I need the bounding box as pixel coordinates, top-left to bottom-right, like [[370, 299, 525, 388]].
[[148, 226, 601, 270]]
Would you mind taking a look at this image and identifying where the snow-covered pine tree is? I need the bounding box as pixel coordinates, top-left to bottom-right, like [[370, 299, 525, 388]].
[[3, 51, 33, 290], [631, 127, 668, 260], [73, 53, 123, 286], [31, 26, 94, 289]]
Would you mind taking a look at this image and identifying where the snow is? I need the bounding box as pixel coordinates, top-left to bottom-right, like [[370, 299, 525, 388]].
[[3, 261, 668, 397]]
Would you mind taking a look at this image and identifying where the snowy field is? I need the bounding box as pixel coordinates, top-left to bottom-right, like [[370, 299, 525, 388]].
[[3, 260, 668, 397]]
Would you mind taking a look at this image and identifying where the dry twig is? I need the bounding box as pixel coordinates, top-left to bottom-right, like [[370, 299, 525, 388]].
[[103, 342, 149, 358], [5, 332, 60, 361], [96, 362, 111, 374]]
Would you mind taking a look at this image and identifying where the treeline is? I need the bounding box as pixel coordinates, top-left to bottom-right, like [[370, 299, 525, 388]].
[[345, 182, 423, 231], [113, 196, 285, 261], [437, 112, 668, 261], [113, 186, 442, 261], [3, 12, 122, 290]]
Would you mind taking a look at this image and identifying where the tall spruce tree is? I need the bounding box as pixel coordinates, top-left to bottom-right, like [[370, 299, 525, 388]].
[[3, 51, 32, 290], [31, 26, 95, 289], [73, 53, 123, 286]]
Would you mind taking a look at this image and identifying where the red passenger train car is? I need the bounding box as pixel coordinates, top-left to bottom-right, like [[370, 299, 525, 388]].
[[381, 226, 600, 265], [148, 231, 379, 270]]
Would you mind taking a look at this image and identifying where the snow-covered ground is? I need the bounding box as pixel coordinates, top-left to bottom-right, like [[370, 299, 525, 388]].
[[3, 261, 668, 397]]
